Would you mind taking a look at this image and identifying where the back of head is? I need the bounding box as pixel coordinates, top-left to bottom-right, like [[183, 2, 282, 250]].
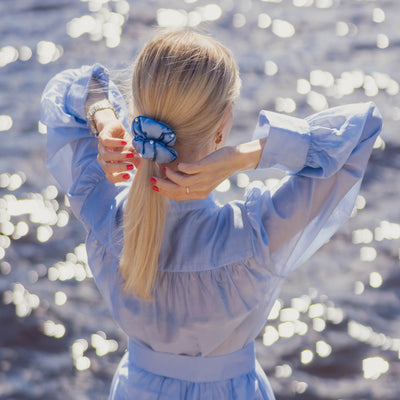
[[132, 29, 240, 151], [120, 29, 241, 300]]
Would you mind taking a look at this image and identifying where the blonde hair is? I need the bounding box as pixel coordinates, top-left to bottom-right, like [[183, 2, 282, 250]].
[[119, 29, 241, 300]]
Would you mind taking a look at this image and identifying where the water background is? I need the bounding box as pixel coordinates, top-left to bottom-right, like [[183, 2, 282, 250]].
[[0, 0, 399, 399]]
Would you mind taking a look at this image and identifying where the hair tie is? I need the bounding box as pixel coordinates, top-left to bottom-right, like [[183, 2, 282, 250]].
[[132, 116, 177, 164]]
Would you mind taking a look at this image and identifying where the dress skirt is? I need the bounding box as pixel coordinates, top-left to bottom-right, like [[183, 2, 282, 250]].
[[109, 340, 276, 399]]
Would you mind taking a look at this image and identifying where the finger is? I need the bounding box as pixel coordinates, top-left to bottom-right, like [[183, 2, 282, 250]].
[[102, 144, 136, 159], [177, 162, 203, 175], [105, 171, 132, 184], [98, 133, 137, 156], [105, 173, 122, 184], [151, 178, 189, 201], [106, 152, 140, 169], [131, 154, 141, 168], [99, 147, 139, 164], [97, 150, 136, 171], [103, 161, 135, 174], [151, 177, 208, 201], [100, 136, 131, 149], [164, 167, 202, 187], [100, 130, 134, 150]]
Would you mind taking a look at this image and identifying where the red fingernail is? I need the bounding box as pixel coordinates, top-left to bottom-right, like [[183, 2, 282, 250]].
[[121, 140, 127, 146], [126, 153, 134, 159], [123, 174, 130, 180], [127, 164, 134, 170], [152, 186, 159, 192], [150, 177, 157, 184], [163, 167, 166, 173]]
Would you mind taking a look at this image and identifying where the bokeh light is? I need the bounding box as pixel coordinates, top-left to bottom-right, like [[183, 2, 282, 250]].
[[0, 115, 13, 132], [363, 357, 389, 380], [0, 46, 18, 68], [272, 19, 295, 38]]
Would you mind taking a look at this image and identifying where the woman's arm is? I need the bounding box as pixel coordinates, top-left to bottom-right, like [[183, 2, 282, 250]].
[[148, 102, 382, 277], [149, 138, 267, 200], [245, 102, 383, 276], [41, 64, 132, 245], [85, 77, 139, 183]]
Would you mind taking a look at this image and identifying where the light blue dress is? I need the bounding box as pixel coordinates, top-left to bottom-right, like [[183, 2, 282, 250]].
[[41, 64, 383, 400]]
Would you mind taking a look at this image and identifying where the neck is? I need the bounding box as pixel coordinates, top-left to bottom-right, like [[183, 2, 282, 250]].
[[165, 142, 214, 169]]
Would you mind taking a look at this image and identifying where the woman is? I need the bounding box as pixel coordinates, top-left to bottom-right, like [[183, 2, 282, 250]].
[[41, 29, 383, 399]]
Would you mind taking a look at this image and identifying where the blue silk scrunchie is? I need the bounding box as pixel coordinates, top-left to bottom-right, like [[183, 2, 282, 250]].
[[132, 116, 178, 164]]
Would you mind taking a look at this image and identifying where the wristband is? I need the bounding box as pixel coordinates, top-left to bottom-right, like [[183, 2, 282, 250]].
[[86, 100, 117, 136]]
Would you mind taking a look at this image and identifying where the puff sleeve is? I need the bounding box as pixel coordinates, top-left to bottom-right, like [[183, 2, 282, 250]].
[[246, 102, 383, 276], [41, 64, 131, 250]]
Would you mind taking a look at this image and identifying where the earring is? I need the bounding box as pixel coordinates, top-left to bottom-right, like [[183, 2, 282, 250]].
[[215, 133, 222, 150]]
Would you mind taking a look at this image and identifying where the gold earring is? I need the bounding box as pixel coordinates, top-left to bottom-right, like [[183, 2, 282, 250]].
[[215, 134, 222, 150]]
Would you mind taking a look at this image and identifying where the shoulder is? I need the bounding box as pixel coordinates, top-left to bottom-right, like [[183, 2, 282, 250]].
[[160, 200, 255, 271]]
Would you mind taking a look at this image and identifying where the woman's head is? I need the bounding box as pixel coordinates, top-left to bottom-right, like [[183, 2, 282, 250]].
[[121, 29, 240, 300], [131, 29, 241, 161]]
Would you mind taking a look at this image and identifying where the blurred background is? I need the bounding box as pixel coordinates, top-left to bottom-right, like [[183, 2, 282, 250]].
[[0, 0, 399, 399]]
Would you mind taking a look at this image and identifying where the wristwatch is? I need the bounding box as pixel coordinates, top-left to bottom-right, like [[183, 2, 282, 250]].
[[86, 100, 117, 136]]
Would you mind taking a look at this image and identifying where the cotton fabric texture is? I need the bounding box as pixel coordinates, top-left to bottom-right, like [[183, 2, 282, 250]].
[[41, 63, 383, 400]]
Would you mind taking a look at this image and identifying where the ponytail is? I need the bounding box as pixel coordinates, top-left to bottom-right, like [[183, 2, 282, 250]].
[[119, 29, 241, 300], [119, 160, 168, 300]]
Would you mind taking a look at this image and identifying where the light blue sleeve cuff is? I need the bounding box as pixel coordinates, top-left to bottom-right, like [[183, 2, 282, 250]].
[[66, 63, 110, 124], [252, 110, 311, 173], [41, 63, 108, 129], [42, 63, 130, 136]]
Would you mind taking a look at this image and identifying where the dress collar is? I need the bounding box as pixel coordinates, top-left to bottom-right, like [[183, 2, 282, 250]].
[[168, 193, 217, 212]]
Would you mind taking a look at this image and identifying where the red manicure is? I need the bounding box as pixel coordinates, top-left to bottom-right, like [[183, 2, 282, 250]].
[[123, 174, 130, 180], [126, 153, 134, 159], [163, 167, 166, 173], [150, 177, 157, 184], [152, 186, 159, 192], [121, 140, 127, 146], [127, 164, 134, 170]]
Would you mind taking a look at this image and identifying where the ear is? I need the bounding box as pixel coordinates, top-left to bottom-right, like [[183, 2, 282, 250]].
[[215, 104, 232, 140]]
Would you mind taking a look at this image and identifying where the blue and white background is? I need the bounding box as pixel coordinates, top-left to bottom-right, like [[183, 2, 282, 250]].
[[0, 0, 399, 398]]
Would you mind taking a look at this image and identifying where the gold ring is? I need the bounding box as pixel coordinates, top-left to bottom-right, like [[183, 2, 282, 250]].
[[186, 186, 190, 194]]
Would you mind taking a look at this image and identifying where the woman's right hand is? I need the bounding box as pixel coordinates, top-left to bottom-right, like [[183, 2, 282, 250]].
[[152, 138, 266, 201], [96, 112, 140, 183], [155, 146, 239, 200]]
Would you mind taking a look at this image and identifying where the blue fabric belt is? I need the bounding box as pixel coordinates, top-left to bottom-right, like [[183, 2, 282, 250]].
[[128, 339, 256, 383]]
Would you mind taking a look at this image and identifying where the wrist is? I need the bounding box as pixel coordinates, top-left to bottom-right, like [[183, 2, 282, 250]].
[[86, 100, 117, 135], [85, 76, 107, 114], [94, 108, 118, 131], [234, 138, 267, 171]]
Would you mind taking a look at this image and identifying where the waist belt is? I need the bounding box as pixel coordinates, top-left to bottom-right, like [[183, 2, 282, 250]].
[[128, 339, 256, 382]]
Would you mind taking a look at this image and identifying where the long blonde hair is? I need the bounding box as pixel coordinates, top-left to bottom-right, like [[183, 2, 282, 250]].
[[119, 29, 241, 300]]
